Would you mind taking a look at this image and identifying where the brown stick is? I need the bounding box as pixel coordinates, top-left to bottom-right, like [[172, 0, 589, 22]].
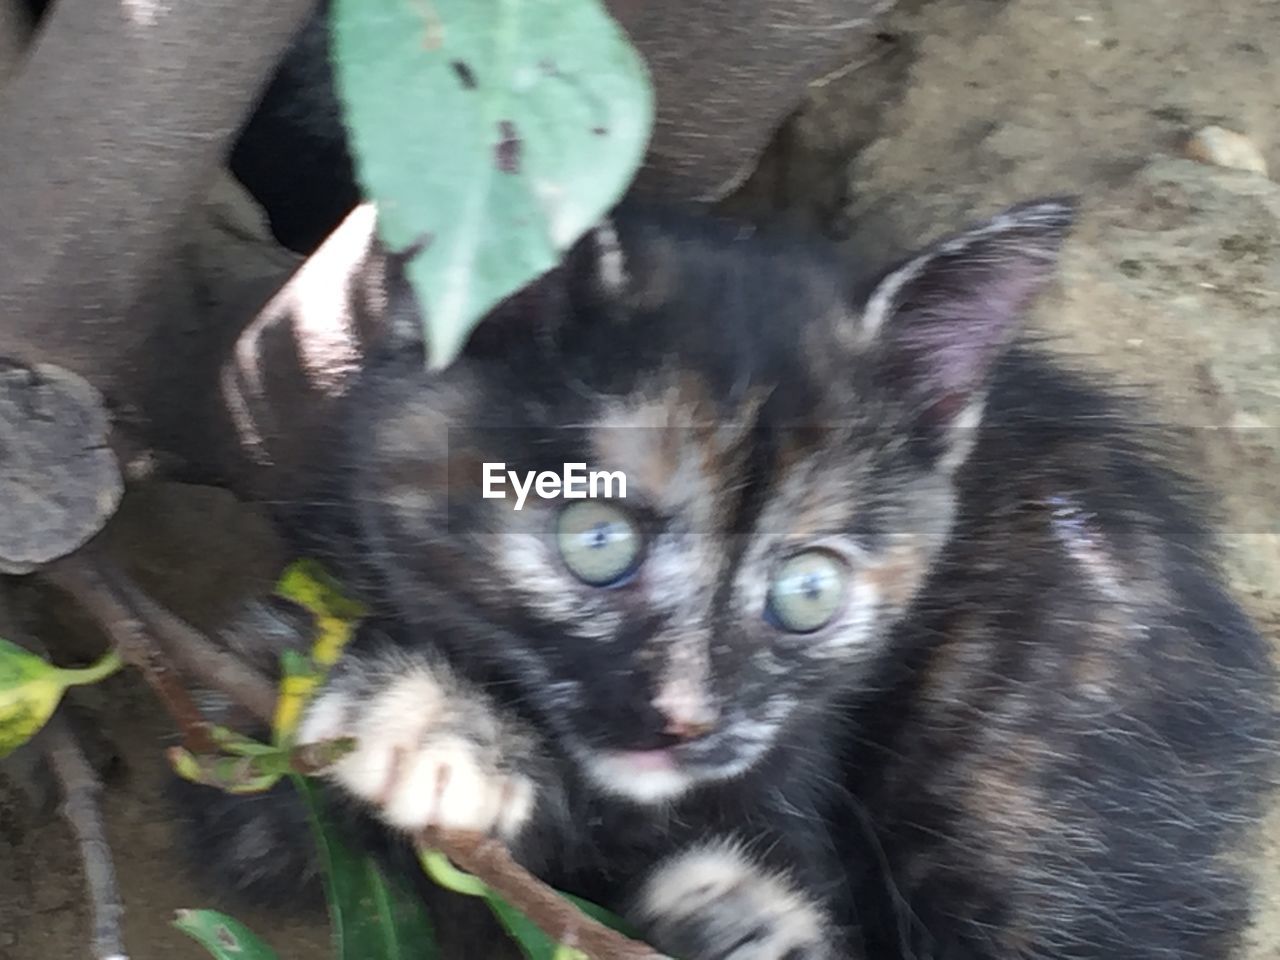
[[115, 578, 277, 726], [44, 713, 129, 960], [43, 552, 217, 754], [421, 829, 667, 960]]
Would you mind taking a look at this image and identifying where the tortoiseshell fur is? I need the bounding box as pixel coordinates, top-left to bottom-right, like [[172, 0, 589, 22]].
[[177, 202, 1278, 960]]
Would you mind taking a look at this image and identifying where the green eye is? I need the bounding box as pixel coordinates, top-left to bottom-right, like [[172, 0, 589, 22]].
[[766, 550, 848, 633], [556, 501, 641, 586]]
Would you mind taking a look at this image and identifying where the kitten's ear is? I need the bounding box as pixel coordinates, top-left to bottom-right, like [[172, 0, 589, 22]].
[[563, 215, 635, 309], [393, 215, 635, 360], [563, 207, 689, 316], [857, 198, 1076, 469]]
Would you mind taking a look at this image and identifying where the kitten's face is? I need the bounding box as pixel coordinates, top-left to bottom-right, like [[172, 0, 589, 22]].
[[351, 202, 1072, 803]]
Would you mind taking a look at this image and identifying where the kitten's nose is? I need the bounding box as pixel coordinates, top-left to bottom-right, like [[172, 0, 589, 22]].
[[653, 687, 718, 742], [662, 714, 716, 742]]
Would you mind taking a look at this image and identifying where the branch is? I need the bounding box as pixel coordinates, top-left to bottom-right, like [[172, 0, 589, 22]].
[[114, 578, 277, 726], [0, 0, 317, 398], [422, 830, 667, 960], [44, 713, 129, 960], [42, 551, 218, 754], [609, 0, 896, 202]]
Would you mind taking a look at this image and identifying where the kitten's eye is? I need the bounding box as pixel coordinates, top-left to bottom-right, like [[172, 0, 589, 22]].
[[766, 550, 848, 633], [556, 501, 641, 587]]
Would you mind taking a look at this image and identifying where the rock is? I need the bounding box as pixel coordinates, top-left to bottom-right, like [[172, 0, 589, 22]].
[[1185, 125, 1269, 177], [0, 362, 122, 574], [612, 0, 902, 203]]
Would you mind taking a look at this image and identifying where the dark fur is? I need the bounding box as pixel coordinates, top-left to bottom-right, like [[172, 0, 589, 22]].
[[176, 203, 1278, 959]]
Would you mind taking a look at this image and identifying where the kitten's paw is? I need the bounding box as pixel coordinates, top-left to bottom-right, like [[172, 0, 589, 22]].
[[297, 657, 537, 841], [634, 841, 835, 960]]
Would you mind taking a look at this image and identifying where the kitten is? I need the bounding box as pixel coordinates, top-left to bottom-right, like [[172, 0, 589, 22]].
[[181, 201, 1278, 960]]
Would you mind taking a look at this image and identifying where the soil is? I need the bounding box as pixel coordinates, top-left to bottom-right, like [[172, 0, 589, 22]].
[[3, 0, 1279, 957]]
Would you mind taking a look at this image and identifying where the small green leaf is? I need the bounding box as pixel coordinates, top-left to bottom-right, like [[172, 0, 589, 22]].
[[273, 648, 324, 746], [271, 560, 366, 743], [332, 0, 654, 368], [166, 735, 355, 795], [173, 909, 280, 960], [0, 640, 63, 758], [295, 776, 439, 960], [0, 638, 121, 758], [167, 746, 283, 795], [420, 849, 490, 897], [275, 559, 368, 622]]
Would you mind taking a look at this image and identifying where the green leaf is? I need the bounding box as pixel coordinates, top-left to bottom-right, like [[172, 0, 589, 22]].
[[0, 637, 121, 758], [173, 909, 280, 960], [484, 894, 564, 960], [167, 746, 283, 796], [419, 849, 490, 897], [271, 560, 366, 743], [275, 558, 368, 623], [484, 890, 641, 960], [294, 776, 439, 960], [332, 0, 654, 368], [273, 647, 324, 746], [167, 728, 356, 796]]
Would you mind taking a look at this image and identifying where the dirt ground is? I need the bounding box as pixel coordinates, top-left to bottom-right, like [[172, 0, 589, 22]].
[[3, 0, 1279, 957]]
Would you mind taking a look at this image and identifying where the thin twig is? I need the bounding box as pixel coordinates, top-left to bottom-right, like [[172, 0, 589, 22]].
[[44, 713, 129, 960], [114, 578, 276, 725], [421, 829, 667, 960], [42, 551, 217, 754]]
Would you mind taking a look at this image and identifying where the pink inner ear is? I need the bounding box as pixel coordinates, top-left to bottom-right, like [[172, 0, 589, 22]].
[[872, 204, 1071, 424], [896, 261, 1050, 400]]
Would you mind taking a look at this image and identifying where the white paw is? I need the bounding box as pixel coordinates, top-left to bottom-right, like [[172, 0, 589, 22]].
[[297, 661, 537, 841], [634, 841, 835, 960]]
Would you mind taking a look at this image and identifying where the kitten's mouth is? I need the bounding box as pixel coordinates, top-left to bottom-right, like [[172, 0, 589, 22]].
[[611, 748, 679, 773], [583, 747, 697, 803], [577, 736, 770, 804]]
